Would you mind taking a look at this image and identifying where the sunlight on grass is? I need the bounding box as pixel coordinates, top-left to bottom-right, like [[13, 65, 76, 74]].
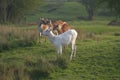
[[0, 18, 120, 80]]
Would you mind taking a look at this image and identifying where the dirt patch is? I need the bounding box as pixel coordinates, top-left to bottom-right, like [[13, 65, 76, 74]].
[[108, 20, 120, 26]]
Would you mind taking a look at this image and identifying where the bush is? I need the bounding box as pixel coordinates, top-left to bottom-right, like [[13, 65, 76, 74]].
[[114, 32, 120, 36], [0, 39, 10, 52], [0, 56, 57, 80], [0, 62, 29, 80], [25, 57, 54, 79], [0, 25, 37, 52], [53, 56, 69, 69]]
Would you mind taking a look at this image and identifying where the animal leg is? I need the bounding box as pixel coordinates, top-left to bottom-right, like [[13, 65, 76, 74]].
[[64, 44, 68, 49], [70, 44, 74, 61], [73, 45, 76, 57], [57, 46, 62, 55], [39, 32, 42, 43], [44, 36, 47, 42]]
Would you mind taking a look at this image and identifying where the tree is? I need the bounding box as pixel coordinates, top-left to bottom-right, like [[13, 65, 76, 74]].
[[0, 0, 43, 23], [79, 0, 100, 20], [100, 0, 120, 20]]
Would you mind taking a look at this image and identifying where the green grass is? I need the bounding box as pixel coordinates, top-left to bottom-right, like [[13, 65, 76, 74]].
[[26, 2, 87, 22], [0, 25, 37, 52], [1, 1, 120, 79], [70, 20, 120, 34], [0, 18, 120, 80], [51, 38, 120, 79]]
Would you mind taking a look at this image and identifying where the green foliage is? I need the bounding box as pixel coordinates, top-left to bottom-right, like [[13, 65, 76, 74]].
[[25, 57, 55, 79], [0, 25, 37, 52], [100, 0, 120, 19], [26, 2, 87, 22], [0, 0, 43, 23], [78, 0, 100, 20], [53, 56, 69, 69]]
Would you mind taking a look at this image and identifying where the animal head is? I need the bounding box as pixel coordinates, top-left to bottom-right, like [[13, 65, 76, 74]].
[[38, 18, 51, 35], [55, 20, 64, 29], [42, 26, 52, 36], [38, 18, 50, 27], [40, 24, 49, 31], [53, 20, 67, 30]]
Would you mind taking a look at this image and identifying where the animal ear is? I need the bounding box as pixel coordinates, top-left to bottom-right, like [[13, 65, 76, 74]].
[[49, 20, 53, 25], [40, 17, 43, 20], [62, 22, 67, 25], [46, 18, 49, 20], [46, 19, 50, 24], [39, 17, 44, 23], [48, 26, 52, 31], [38, 18, 42, 26]]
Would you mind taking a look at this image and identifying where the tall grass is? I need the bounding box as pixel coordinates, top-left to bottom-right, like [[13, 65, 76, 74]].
[[0, 19, 120, 80], [0, 55, 69, 80], [0, 25, 37, 52]]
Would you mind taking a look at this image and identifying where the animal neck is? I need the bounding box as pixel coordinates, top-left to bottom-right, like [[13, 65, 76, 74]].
[[58, 29, 63, 34], [47, 31, 56, 43]]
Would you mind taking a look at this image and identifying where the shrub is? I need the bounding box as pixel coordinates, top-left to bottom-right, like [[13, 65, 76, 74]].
[[25, 57, 54, 79], [0, 62, 29, 80], [0, 25, 37, 52], [53, 56, 69, 69], [114, 32, 120, 36]]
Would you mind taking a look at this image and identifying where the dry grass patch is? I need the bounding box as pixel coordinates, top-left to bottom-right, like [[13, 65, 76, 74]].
[[0, 25, 37, 52]]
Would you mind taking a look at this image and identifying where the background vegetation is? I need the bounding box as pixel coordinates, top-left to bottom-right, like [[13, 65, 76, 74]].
[[0, 0, 42, 23]]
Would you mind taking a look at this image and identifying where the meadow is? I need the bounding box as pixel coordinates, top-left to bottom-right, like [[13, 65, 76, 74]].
[[0, 18, 120, 80]]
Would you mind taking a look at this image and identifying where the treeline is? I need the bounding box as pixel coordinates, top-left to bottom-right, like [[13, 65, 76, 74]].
[[73, 0, 120, 20], [0, 0, 42, 23], [0, 0, 120, 23], [44, 0, 120, 20]]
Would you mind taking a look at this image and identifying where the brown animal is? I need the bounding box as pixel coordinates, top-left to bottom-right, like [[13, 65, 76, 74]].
[[38, 18, 71, 43], [48, 20, 71, 34], [53, 20, 71, 34], [38, 18, 50, 43]]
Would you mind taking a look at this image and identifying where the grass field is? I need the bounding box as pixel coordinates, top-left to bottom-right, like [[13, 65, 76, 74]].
[[0, 18, 120, 80], [26, 2, 87, 22]]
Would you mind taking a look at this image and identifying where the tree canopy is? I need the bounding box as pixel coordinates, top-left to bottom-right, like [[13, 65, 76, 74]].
[[100, 0, 120, 20], [0, 0, 43, 23], [79, 0, 100, 20]]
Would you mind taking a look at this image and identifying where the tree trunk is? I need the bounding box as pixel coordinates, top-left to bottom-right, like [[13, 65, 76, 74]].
[[3, 7, 7, 22], [1, 0, 8, 23], [87, 7, 94, 20]]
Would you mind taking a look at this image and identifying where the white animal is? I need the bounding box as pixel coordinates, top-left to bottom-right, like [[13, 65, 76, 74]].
[[42, 26, 78, 60]]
